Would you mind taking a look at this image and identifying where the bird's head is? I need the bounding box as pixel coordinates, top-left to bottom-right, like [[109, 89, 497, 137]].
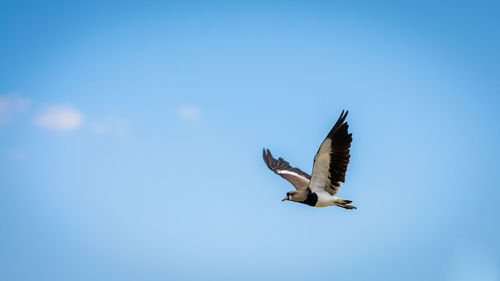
[[282, 190, 307, 202]]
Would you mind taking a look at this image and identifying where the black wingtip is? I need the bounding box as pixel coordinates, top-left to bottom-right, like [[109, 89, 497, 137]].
[[262, 148, 275, 170], [341, 109, 348, 123], [266, 149, 273, 159], [327, 110, 350, 138]]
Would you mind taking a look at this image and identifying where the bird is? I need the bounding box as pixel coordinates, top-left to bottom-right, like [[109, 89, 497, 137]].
[[263, 110, 355, 209]]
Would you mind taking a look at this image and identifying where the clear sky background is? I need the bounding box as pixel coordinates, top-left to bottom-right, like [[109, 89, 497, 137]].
[[1, 1, 499, 280]]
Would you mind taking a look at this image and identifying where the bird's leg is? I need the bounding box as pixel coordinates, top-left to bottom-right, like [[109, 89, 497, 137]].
[[338, 204, 357, 210]]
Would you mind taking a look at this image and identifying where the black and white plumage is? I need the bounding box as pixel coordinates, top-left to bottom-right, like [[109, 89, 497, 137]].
[[263, 110, 355, 209], [262, 150, 311, 190]]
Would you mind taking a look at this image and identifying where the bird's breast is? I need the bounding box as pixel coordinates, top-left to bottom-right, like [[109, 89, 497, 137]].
[[302, 192, 318, 206]]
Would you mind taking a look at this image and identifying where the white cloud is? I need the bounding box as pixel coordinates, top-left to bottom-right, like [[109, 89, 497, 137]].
[[0, 93, 30, 124], [178, 105, 201, 121], [35, 106, 84, 131]]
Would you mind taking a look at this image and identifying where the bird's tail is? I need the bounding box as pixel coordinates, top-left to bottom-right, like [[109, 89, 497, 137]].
[[335, 198, 352, 204], [335, 198, 357, 210]]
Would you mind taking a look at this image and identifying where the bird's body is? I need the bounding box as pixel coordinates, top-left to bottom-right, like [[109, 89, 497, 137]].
[[315, 192, 342, 207], [263, 110, 356, 209]]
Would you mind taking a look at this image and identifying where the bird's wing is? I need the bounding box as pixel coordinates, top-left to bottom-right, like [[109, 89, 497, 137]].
[[309, 110, 352, 196], [263, 149, 311, 190]]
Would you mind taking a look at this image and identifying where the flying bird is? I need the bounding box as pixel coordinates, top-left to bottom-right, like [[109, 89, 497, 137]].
[[263, 110, 355, 209]]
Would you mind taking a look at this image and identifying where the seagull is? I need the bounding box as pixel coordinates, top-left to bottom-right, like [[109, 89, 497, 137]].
[[263, 110, 355, 209]]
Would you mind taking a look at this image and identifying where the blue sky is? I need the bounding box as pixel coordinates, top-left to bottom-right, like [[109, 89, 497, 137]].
[[1, 1, 499, 280]]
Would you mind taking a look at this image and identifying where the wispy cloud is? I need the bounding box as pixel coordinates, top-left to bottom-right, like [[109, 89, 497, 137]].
[[35, 106, 84, 131], [178, 105, 201, 121], [0, 93, 30, 124]]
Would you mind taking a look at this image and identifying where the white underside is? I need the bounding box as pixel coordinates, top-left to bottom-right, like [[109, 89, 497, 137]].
[[315, 191, 340, 207], [309, 139, 332, 194]]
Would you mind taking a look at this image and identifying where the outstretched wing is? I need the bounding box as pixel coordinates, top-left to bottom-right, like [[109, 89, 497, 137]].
[[309, 110, 352, 196], [263, 149, 311, 190]]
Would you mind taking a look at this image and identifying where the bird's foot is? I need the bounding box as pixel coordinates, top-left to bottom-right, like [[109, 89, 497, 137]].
[[338, 204, 357, 210]]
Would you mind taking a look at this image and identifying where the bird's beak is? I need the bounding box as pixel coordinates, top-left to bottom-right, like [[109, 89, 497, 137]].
[[282, 195, 289, 202]]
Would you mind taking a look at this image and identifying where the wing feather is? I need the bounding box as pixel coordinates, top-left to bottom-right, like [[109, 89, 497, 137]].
[[262, 149, 311, 190], [309, 110, 353, 196]]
